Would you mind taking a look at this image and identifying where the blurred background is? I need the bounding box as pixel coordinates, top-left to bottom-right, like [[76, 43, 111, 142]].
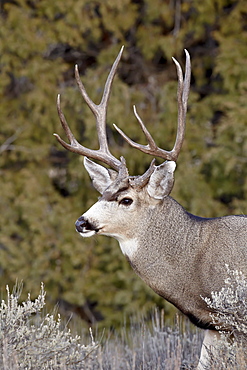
[[0, 0, 246, 329]]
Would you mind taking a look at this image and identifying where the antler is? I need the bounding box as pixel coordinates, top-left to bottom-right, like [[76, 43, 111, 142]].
[[113, 50, 191, 162], [54, 48, 191, 179], [54, 47, 125, 172]]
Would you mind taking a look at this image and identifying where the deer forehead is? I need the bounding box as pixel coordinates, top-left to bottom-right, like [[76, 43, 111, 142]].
[[103, 184, 158, 210], [101, 184, 140, 202]]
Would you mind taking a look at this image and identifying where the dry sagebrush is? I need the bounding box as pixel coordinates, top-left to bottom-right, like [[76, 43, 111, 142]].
[[202, 265, 247, 369], [203, 265, 247, 336], [0, 282, 203, 369], [0, 283, 98, 369]]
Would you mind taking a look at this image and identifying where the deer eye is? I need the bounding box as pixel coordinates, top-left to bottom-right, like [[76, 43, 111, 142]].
[[119, 197, 133, 206]]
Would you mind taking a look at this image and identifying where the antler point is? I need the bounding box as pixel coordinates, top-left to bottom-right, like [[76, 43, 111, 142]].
[[53, 133, 61, 141], [172, 56, 179, 66], [184, 49, 190, 60]]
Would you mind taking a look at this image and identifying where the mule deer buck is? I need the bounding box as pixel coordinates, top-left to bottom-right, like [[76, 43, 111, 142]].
[[54, 47, 247, 368]]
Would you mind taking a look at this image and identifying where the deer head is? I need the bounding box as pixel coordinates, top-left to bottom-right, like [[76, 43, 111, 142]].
[[54, 47, 191, 248]]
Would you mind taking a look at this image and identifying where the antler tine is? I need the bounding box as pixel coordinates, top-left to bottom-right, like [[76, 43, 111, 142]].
[[114, 50, 191, 162], [55, 94, 77, 146], [75, 46, 124, 154], [183, 49, 191, 107], [113, 105, 158, 153], [54, 47, 125, 172], [171, 49, 191, 161]]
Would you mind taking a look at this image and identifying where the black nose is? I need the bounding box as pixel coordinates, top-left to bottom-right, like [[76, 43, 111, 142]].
[[75, 216, 96, 233], [75, 216, 87, 233]]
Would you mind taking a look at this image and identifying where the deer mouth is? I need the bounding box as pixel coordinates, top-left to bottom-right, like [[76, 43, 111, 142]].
[[80, 229, 98, 237]]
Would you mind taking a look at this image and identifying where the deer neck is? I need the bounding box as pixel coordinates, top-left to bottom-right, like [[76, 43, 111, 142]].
[[119, 196, 213, 325], [119, 196, 196, 262], [119, 196, 204, 295]]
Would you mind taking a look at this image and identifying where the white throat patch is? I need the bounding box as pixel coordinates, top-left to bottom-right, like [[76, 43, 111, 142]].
[[118, 238, 139, 259]]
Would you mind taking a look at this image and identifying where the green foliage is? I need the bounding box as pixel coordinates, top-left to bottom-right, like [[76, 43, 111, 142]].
[[0, 0, 246, 329]]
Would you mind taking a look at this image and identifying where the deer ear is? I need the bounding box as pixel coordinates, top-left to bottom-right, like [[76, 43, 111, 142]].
[[84, 157, 118, 194], [147, 161, 176, 199]]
